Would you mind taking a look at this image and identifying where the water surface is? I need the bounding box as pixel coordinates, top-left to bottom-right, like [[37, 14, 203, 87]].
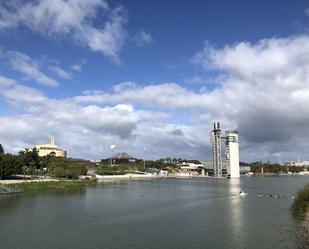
[[0, 176, 308, 249]]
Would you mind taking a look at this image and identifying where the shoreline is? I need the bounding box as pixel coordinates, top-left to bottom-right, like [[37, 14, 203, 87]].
[[1, 174, 308, 193], [1, 173, 307, 185]]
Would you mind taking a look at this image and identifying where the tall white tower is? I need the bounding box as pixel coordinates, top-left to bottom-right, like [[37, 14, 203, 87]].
[[212, 122, 222, 177], [225, 130, 240, 178]]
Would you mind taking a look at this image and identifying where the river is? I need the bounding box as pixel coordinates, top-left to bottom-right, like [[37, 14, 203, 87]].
[[0, 176, 308, 249]]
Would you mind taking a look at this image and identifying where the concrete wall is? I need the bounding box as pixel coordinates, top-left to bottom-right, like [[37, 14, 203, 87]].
[[226, 132, 240, 178]]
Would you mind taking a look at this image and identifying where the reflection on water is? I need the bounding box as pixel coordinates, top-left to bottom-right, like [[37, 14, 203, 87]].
[[227, 178, 245, 248], [0, 177, 308, 249]]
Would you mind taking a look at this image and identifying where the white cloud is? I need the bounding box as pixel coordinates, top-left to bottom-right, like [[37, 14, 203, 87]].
[[2, 35, 309, 161], [75, 83, 211, 110], [0, 0, 127, 62], [192, 35, 309, 161], [71, 64, 82, 72], [1, 50, 58, 87], [184, 76, 206, 84], [0, 75, 16, 87], [113, 81, 137, 92], [49, 65, 72, 80], [305, 7, 309, 16], [132, 30, 153, 47], [0, 75, 209, 159], [69, 34, 309, 161], [0, 75, 47, 106]]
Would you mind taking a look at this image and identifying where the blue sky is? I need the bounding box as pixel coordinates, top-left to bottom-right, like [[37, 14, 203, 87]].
[[0, 0, 309, 161]]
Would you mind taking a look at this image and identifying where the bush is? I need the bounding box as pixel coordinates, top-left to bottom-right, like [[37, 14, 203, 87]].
[[0, 154, 23, 179], [96, 165, 115, 175], [66, 164, 87, 179], [292, 184, 309, 218], [54, 167, 67, 178]]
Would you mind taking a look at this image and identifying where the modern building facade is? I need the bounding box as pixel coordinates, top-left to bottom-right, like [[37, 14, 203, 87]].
[[211, 122, 240, 178], [177, 160, 207, 176], [224, 130, 240, 178]]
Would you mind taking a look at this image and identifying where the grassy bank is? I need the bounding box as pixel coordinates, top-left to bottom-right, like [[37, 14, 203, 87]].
[[292, 183, 309, 218], [8, 180, 97, 193]]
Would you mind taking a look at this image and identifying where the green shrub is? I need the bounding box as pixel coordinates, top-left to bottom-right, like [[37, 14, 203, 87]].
[[292, 184, 309, 218], [54, 167, 67, 178]]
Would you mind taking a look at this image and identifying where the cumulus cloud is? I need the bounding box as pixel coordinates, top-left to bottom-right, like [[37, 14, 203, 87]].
[[192, 35, 309, 161], [132, 30, 153, 47], [75, 82, 211, 110], [70, 35, 309, 161], [0, 75, 208, 159], [1, 35, 309, 161], [0, 0, 127, 62]]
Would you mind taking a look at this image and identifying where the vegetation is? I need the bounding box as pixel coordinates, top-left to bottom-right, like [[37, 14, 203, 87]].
[[0, 144, 90, 179], [291, 184, 309, 249], [0, 143, 183, 178], [292, 184, 309, 218], [95, 158, 180, 175], [10, 180, 97, 193], [0, 153, 23, 179], [47, 157, 88, 179], [249, 161, 307, 174], [96, 162, 145, 175]]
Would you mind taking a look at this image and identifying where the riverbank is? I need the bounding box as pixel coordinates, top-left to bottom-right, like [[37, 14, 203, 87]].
[[292, 183, 309, 248], [253, 172, 309, 176], [95, 173, 170, 181], [0, 178, 59, 184], [292, 183, 309, 218], [1, 180, 97, 193]]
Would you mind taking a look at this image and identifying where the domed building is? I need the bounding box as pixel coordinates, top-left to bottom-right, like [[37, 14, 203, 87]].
[[33, 136, 67, 157], [102, 152, 140, 164]]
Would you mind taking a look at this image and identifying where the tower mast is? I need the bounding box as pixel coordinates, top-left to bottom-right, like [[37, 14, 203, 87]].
[[212, 122, 222, 177]]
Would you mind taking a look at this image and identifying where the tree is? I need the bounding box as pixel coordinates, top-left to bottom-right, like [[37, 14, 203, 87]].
[[0, 154, 23, 179], [96, 165, 114, 175], [66, 164, 87, 179], [54, 167, 67, 178], [19, 148, 40, 175], [0, 144, 4, 155]]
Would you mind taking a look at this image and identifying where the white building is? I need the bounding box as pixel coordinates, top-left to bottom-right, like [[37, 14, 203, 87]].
[[224, 131, 240, 178], [32, 136, 66, 157], [177, 160, 207, 176]]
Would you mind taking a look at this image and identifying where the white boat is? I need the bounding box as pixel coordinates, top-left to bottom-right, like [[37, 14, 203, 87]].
[[238, 191, 247, 197]]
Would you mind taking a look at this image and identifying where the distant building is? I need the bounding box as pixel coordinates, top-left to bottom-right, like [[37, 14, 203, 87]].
[[224, 130, 240, 178], [177, 160, 207, 176], [239, 165, 251, 174], [102, 152, 141, 164], [210, 122, 240, 178], [32, 136, 66, 157], [200, 160, 228, 176], [212, 122, 222, 176], [302, 161, 309, 166]]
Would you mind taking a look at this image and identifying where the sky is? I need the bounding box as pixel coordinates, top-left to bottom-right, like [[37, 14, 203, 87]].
[[0, 0, 309, 162]]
